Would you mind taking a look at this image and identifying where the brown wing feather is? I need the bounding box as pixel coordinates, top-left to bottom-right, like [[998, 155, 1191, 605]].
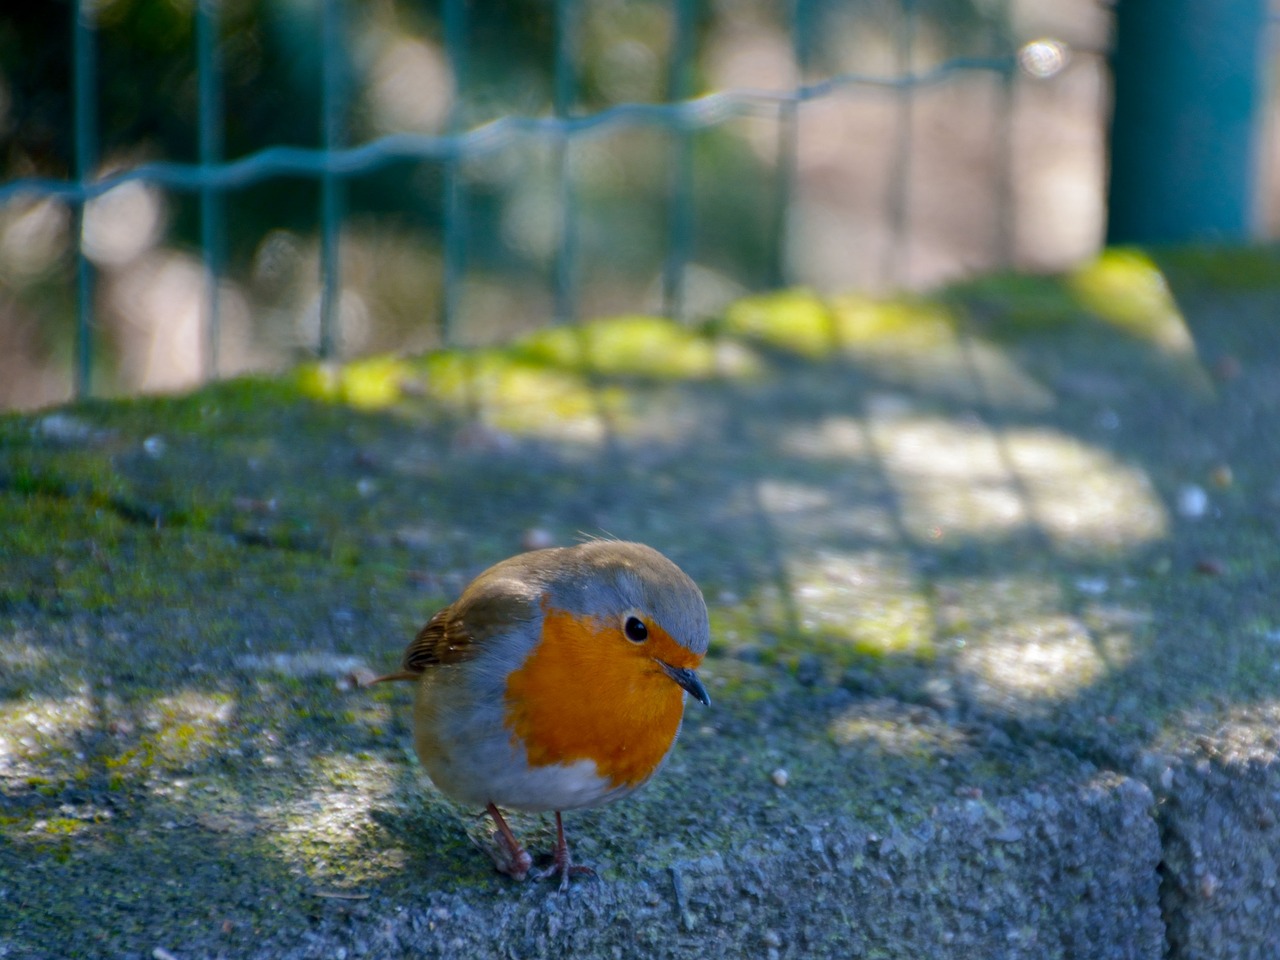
[[400, 606, 475, 672], [368, 579, 540, 685]]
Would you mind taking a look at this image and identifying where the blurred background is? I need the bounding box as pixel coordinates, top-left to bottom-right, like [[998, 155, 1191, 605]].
[[0, 0, 1277, 411]]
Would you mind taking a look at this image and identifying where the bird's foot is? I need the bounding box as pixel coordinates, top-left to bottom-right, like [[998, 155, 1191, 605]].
[[533, 859, 597, 893], [532, 811, 598, 892], [485, 803, 533, 882]]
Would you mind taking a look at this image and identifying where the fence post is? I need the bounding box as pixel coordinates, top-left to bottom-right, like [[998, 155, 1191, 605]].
[[1106, 0, 1269, 244]]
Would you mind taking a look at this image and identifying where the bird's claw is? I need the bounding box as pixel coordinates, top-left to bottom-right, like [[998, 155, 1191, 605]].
[[485, 802, 533, 882], [534, 861, 597, 893]]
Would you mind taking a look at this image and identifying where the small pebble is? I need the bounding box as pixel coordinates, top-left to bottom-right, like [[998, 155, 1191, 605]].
[[1209, 465, 1233, 488], [770, 768, 789, 788], [143, 435, 166, 458], [1200, 872, 1220, 899], [1075, 576, 1108, 596], [37, 413, 98, 443], [356, 478, 377, 497], [1177, 485, 1208, 519], [1212, 354, 1241, 381]]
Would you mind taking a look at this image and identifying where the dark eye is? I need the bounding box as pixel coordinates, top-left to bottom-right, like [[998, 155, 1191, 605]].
[[624, 616, 648, 643]]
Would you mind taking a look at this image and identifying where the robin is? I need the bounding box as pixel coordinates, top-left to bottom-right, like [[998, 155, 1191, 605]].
[[372, 540, 711, 889]]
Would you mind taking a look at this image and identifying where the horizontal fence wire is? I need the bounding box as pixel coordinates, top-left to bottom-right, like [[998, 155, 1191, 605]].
[[0, 59, 1016, 207]]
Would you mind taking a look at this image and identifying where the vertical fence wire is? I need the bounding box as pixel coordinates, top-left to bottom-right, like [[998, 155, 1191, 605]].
[[552, 0, 579, 326], [72, 0, 98, 400], [440, 0, 468, 346], [883, 0, 917, 287], [990, 0, 1016, 268], [662, 0, 697, 322], [319, 0, 346, 359], [990, 68, 1016, 267], [196, 0, 225, 381], [768, 0, 805, 291]]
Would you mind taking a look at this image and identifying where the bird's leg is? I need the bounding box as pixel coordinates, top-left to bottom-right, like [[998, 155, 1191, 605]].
[[485, 802, 533, 881], [534, 811, 597, 892]]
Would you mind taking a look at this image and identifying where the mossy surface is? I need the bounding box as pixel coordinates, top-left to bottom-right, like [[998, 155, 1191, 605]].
[[3, 248, 1280, 957]]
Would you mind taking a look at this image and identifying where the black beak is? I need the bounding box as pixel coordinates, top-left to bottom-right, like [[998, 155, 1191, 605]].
[[658, 661, 711, 706]]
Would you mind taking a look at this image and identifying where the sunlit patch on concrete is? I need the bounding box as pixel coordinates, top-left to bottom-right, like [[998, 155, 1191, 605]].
[[958, 614, 1109, 705], [1002, 429, 1167, 552], [723, 290, 956, 359], [0, 690, 94, 772], [937, 573, 1148, 710], [1069, 251, 1210, 391], [828, 699, 973, 756], [266, 753, 404, 885], [0, 632, 53, 674], [300, 311, 756, 431], [787, 552, 934, 659], [757, 479, 832, 515], [869, 414, 1031, 539], [296, 356, 412, 411], [932, 575, 1066, 639], [420, 351, 625, 441], [515, 315, 748, 380], [869, 411, 1168, 553], [777, 415, 870, 461], [235, 651, 372, 680], [1078, 603, 1147, 665], [1069, 251, 1183, 348], [85, 690, 240, 795], [142, 691, 235, 761]]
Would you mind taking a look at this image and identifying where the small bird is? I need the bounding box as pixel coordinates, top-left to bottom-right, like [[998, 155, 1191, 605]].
[[372, 540, 711, 889]]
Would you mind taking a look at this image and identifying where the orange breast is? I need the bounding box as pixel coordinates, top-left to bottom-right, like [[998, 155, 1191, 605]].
[[503, 607, 696, 789]]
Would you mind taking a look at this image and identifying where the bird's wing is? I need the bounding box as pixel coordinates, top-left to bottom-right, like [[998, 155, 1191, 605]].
[[397, 578, 539, 676]]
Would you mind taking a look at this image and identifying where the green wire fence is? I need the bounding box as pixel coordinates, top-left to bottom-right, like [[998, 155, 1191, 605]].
[[0, 0, 1095, 403]]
